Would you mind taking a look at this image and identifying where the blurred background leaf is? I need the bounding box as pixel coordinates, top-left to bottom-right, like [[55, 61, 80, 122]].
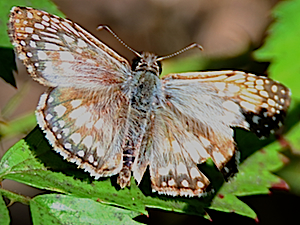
[[255, 0, 300, 197]]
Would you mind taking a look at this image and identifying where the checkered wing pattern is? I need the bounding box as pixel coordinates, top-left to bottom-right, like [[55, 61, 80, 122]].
[[8, 7, 131, 88], [144, 71, 290, 196], [8, 6, 131, 177], [9, 7, 291, 197]]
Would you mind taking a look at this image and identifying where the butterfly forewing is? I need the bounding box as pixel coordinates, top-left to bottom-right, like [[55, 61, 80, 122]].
[[8, 6, 131, 88], [9, 7, 291, 198]]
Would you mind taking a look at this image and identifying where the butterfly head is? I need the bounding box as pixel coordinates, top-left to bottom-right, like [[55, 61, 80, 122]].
[[131, 52, 162, 76]]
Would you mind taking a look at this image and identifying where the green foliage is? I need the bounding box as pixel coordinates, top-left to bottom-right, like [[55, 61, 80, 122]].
[[30, 194, 141, 225], [255, 0, 300, 194], [1, 0, 300, 224], [0, 196, 9, 225], [255, 0, 300, 99]]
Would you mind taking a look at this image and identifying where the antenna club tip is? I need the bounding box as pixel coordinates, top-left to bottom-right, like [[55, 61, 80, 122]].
[[97, 24, 110, 31], [192, 43, 204, 51]]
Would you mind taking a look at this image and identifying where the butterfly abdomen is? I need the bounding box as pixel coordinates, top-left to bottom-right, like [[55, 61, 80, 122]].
[[118, 70, 161, 187]]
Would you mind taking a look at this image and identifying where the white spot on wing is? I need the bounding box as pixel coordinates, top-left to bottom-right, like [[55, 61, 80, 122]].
[[32, 34, 41, 40], [63, 34, 74, 43], [29, 41, 36, 48], [59, 52, 75, 61], [240, 101, 256, 112], [69, 106, 87, 119], [252, 115, 260, 124], [25, 27, 34, 33], [267, 99, 276, 107], [77, 39, 87, 48], [259, 91, 269, 98], [70, 133, 81, 145], [227, 83, 240, 94], [255, 79, 264, 85], [190, 167, 200, 179], [62, 128, 70, 136], [215, 82, 226, 92], [158, 164, 173, 176], [82, 135, 93, 149], [182, 139, 209, 163], [94, 118, 104, 130], [42, 15, 50, 22], [171, 140, 181, 153], [46, 114, 53, 120], [181, 180, 189, 187], [34, 23, 45, 30], [168, 179, 175, 186], [70, 99, 82, 108], [177, 162, 188, 175], [95, 142, 105, 157], [27, 12, 33, 19], [78, 150, 85, 157], [222, 100, 240, 113], [85, 121, 94, 129], [54, 105, 67, 117], [271, 85, 278, 93], [197, 181, 204, 188], [88, 155, 94, 163], [212, 151, 226, 165], [41, 20, 50, 27], [44, 43, 60, 50], [37, 51, 47, 60], [74, 111, 92, 127], [199, 136, 210, 148], [27, 65, 33, 73], [64, 143, 72, 149]]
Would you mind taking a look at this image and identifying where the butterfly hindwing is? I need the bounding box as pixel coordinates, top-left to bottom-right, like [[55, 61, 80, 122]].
[[36, 86, 129, 178], [9, 7, 291, 198]]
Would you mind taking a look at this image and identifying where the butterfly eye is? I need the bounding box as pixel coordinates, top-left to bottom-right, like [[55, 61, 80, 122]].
[[131, 56, 142, 71]]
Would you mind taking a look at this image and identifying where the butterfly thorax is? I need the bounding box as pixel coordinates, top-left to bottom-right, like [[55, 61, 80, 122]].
[[117, 52, 162, 188]]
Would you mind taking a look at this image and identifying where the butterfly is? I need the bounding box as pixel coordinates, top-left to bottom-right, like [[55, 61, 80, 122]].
[[8, 6, 291, 197]]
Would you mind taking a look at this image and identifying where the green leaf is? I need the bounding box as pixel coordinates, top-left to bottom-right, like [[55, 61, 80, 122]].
[[254, 0, 300, 99], [254, 0, 300, 186], [0, 112, 36, 139], [0, 125, 289, 220], [0, 195, 10, 225], [30, 194, 141, 225], [0, 127, 209, 217], [209, 141, 286, 218]]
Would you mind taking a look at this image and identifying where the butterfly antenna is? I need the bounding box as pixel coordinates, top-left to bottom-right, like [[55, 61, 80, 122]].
[[97, 25, 142, 57], [157, 43, 203, 61]]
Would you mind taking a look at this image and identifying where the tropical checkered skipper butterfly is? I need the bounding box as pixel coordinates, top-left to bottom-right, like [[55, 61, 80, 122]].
[[8, 6, 290, 197]]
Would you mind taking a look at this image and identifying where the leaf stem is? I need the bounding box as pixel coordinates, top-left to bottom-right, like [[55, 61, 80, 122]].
[[0, 187, 31, 205]]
